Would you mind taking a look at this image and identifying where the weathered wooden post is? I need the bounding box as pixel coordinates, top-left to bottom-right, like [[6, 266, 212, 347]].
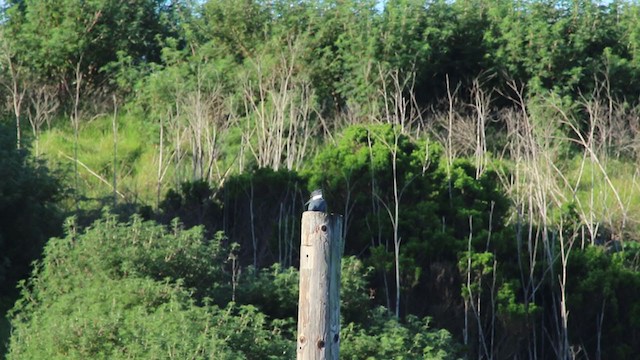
[[297, 211, 343, 360]]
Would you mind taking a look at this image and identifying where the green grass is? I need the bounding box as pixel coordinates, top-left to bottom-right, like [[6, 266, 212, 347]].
[[34, 112, 640, 243], [564, 156, 640, 238], [39, 114, 161, 208]]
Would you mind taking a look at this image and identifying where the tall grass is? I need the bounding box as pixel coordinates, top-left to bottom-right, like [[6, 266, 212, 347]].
[[566, 157, 640, 240], [38, 114, 159, 209]]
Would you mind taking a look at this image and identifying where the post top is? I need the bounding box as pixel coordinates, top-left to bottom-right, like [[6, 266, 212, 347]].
[[302, 211, 343, 218]]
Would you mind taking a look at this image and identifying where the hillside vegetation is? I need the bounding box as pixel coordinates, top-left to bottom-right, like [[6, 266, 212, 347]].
[[3, 0, 640, 359]]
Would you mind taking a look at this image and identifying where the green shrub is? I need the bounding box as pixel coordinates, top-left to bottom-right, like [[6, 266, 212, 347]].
[[341, 307, 464, 360], [7, 214, 292, 359]]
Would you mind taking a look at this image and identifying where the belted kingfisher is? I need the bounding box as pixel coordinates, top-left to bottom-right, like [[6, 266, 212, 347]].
[[306, 189, 327, 212]]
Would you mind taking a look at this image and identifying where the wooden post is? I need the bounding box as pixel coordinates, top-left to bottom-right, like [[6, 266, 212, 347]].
[[297, 211, 343, 360]]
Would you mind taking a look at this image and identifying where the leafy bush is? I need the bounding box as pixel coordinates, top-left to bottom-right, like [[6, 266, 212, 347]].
[[158, 180, 223, 236], [309, 124, 511, 317], [9, 277, 233, 360], [341, 307, 464, 360], [565, 246, 640, 358], [308, 124, 446, 258], [158, 168, 307, 269], [234, 256, 373, 325], [7, 214, 292, 359], [235, 263, 300, 320], [26, 214, 230, 303], [216, 168, 307, 268]]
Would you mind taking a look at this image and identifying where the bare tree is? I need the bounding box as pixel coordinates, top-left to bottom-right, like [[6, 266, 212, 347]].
[[165, 98, 189, 189], [0, 29, 27, 149], [180, 66, 229, 184], [277, 185, 303, 267], [112, 95, 118, 207], [554, 220, 579, 359], [241, 36, 318, 171], [461, 215, 498, 360], [495, 80, 569, 358], [26, 84, 59, 157], [470, 77, 492, 179], [156, 111, 168, 208], [69, 57, 84, 207], [369, 68, 430, 318], [493, 79, 632, 359], [429, 75, 493, 177]]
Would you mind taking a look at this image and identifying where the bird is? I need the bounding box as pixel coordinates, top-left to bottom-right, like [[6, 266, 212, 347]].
[[306, 189, 327, 212]]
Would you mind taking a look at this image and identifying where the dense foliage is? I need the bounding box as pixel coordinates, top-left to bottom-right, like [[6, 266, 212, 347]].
[[7, 215, 293, 359], [3, 0, 640, 359], [0, 124, 62, 304], [7, 214, 462, 359]]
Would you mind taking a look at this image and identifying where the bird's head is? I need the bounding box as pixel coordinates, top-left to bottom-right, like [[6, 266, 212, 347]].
[[310, 189, 323, 200]]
